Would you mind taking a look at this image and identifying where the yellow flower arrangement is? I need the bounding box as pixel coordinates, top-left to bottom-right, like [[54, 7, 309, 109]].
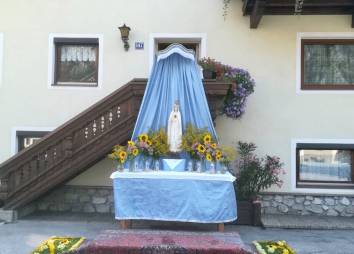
[[206, 153, 212, 161], [149, 128, 169, 159], [108, 140, 140, 170], [203, 134, 212, 144], [138, 134, 149, 142], [197, 144, 206, 153], [146, 140, 152, 146], [253, 240, 295, 254], [132, 148, 139, 156]]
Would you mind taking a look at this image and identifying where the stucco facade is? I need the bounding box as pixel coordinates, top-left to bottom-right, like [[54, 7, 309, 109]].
[[0, 0, 354, 197]]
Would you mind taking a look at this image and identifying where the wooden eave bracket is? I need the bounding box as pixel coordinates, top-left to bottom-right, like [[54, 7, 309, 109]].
[[250, 0, 266, 29]]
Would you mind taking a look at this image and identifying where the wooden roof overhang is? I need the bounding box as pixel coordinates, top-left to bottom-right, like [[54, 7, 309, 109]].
[[242, 0, 354, 28]]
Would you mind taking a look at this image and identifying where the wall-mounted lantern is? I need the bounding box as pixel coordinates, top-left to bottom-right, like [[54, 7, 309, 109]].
[[118, 24, 131, 51]]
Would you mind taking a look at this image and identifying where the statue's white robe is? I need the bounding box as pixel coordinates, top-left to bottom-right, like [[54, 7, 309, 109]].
[[167, 110, 182, 153]]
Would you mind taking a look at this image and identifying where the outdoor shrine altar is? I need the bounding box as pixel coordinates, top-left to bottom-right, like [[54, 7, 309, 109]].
[[109, 44, 237, 231]]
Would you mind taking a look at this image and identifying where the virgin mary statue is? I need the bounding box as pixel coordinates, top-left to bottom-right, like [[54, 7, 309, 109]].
[[167, 101, 182, 153]]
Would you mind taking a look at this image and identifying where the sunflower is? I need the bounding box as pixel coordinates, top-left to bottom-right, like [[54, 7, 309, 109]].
[[146, 140, 152, 146], [132, 148, 139, 156], [138, 134, 149, 142], [197, 144, 206, 153], [203, 134, 212, 144], [206, 153, 212, 161], [120, 158, 125, 164], [216, 150, 222, 157], [119, 151, 127, 159], [216, 155, 222, 161], [127, 140, 135, 146], [211, 143, 217, 149]]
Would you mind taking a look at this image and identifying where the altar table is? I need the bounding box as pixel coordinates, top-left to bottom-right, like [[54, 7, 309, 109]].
[[110, 171, 237, 231]]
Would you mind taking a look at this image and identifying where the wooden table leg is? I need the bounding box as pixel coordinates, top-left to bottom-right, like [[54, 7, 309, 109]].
[[120, 220, 132, 229], [217, 223, 224, 232]]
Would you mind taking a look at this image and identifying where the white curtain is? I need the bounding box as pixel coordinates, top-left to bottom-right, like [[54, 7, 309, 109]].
[[60, 46, 96, 62]]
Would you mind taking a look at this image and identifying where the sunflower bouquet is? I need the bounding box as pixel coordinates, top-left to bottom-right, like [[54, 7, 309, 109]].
[[149, 128, 169, 159], [108, 145, 128, 171], [135, 133, 154, 157]]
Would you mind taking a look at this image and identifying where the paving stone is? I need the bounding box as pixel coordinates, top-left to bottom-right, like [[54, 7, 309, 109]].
[[325, 198, 335, 206], [262, 195, 273, 201], [345, 207, 354, 214], [96, 204, 110, 213], [304, 201, 311, 206], [83, 204, 95, 213], [92, 197, 107, 205], [79, 195, 91, 203], [97, 189, 110, 196], [305, 196, 314, 201], [334, 205, 345, 213], [292, 204, 304, 210], [340, 197, 350, 206], [306, 204, 323, 214], [274, 195, 283, 202], [295, 196, 305, 203], [261, 201, 270, 208], [278, 204, 289, 213], [57, 203, 71, 212], [64, 193, 78, 202], [327, 209, 339, 216], [283, 198, 295, 206], [312, 198, 322, 205]]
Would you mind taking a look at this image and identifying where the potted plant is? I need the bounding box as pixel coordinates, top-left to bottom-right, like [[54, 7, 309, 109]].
[[198, 57, 218, 79], [231, 142, 284, 226]]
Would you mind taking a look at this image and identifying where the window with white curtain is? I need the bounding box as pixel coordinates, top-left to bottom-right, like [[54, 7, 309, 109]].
[[53, 38, 99, 86], [301, 39, 354, 90]]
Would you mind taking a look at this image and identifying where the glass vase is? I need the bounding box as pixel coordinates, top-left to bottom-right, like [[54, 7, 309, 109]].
[[210, 162, 216, 174], [154, 159, 160, 171], [221, 164, 228, 174], [128, 160, 135, 172], [116, 163, 124, 172], [143, 158, 150, 171], [196, 160, 204, 173], [187, 160, 193, 172]]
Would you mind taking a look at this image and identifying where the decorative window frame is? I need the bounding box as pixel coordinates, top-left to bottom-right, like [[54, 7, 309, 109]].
[[0, 33, 3, 87], [48, 33, 103, 90], [291, 138, 354, 195], [148, 33, 207, 74], [11, 127, 55, 155], [296, 32, 354, 95]]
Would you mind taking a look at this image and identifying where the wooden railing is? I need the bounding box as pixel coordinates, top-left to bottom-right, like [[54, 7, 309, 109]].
[[0, 79, 231, 210]]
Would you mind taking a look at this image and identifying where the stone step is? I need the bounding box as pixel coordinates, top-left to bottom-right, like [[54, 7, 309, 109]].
[[0, 209, 17, 223], [262, 214, 354, 230]]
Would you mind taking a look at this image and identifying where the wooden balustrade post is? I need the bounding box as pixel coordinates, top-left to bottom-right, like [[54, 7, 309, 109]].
[[63, 136, 73, 158]]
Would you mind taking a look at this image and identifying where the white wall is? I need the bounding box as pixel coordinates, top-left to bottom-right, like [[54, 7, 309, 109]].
[[0, 0, 353, 193]]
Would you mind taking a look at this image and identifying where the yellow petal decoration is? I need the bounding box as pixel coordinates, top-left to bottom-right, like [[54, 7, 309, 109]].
[[203, 134, 212, 144], [127, 140, 135, 146], [197, 144, 206, 153], [206, 153, 212, 161], [138, 134, 149, 142], [132, 148, 139, 156]]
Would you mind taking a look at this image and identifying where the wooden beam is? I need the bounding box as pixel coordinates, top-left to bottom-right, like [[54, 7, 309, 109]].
[[250, 0, 266, 28], [352, 14, 354, 28]]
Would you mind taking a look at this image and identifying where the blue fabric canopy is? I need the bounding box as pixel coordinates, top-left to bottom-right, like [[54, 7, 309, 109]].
[[132, 44, 217, 140]]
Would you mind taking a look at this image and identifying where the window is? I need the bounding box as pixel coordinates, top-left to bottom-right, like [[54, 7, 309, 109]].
[[16, 131, 49, 152], [301, 39, 354, 90], [53, 38, 99, 87], [296, 143, 354, 188]]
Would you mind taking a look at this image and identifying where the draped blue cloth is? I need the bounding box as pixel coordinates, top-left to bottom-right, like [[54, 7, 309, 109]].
[[111, 172, 237, 223], [131, 47, 217, 140]]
